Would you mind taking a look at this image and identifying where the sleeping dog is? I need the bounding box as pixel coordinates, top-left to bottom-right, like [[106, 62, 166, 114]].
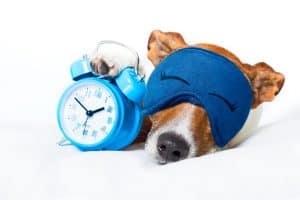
[[142, 30, 284, 164], [90, 30, 285, 164]]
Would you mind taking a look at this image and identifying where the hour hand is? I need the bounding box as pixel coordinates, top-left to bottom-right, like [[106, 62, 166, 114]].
[[74, 97, 88, 112], [91, 107, 105, 115]]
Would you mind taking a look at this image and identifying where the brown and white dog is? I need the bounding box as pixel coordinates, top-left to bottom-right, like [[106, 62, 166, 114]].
[[90, 30, 285, 164], [138, 30, 285, 164]]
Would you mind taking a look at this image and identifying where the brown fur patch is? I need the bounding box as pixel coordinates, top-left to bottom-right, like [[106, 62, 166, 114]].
[[149, 103, 192, 132], [189, 106, 215, 156]]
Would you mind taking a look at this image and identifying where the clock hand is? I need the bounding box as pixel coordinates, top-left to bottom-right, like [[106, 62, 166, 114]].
[[82, 116, 89, 135], [91, 107, 105, 115], [81, 107, 103, 136], [74, 97, 88, 112]]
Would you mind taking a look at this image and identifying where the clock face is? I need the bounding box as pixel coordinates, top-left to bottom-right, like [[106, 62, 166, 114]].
[[59, 81, 118, 146]]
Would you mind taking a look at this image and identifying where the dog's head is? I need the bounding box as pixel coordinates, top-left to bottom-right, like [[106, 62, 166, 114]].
[[145, 30, 285, 164]]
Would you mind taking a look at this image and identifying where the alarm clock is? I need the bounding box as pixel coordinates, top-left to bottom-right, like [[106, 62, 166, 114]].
[[57, 47, 146, 151]]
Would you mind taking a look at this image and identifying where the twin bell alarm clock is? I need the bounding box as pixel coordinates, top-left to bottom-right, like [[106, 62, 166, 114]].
[[57, 41, 146, 151]]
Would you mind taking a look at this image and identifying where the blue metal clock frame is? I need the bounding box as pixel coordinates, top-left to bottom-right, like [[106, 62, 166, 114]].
[[57, 55, 144, 151], [57, 78, 143, 150]]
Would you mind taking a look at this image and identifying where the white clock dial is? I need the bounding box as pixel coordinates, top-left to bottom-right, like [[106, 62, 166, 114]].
[[61, 82, 117, 145]]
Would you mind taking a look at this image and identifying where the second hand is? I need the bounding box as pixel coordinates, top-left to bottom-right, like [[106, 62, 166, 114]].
[[82, 116, 89, 135]]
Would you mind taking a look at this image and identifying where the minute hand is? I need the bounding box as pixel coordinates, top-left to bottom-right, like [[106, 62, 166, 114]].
[[74, 97, 88, 112]]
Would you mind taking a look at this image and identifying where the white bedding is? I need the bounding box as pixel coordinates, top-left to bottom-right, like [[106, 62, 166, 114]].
[[1, 0, 300, 199], [1, 117, 300, 200]]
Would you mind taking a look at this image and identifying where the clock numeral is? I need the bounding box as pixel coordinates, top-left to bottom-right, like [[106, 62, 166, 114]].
[[92, 130, 98, 138], [107, 106, 113, 113], [72, 123, 81, 132], [84, 88, 91, 98], [83, 129, 88, 136], [107, 117, 113, 124], [101, 126, 107, 132], [95, 89, 102, 98]]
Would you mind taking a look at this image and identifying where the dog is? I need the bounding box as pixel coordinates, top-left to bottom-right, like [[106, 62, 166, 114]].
[[89, 31, 285, 164], [141, 30, 284, 164]]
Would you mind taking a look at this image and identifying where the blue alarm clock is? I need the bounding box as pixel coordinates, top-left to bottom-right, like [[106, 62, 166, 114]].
[[57, 44, 146, 151]]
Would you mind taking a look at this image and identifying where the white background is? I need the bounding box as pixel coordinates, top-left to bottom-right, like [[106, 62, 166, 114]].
[[0, 0, 299, 200], [0, 0, 299, 126]]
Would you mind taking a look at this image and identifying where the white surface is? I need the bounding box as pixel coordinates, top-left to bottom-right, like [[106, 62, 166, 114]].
[[1, 119, 300, 200], [0, 0, 300, 200]]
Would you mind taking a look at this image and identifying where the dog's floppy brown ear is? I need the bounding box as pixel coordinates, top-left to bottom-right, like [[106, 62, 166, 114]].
[[147, 30, 188, 66], [246, 62, 285, 108]]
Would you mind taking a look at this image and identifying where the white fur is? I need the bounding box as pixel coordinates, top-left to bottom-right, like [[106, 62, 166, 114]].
[[227, 105, 263, 148], [145, 105, 197, 163], [91, 42, 139, 76]]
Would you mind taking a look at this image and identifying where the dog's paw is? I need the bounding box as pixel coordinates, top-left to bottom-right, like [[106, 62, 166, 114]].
[[90, 56, 119, 77]]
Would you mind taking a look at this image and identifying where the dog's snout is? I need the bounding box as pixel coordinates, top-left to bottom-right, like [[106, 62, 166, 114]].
[[157, 132, 189, 163]]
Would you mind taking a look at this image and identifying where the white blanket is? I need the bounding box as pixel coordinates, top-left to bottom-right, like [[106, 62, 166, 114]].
[[1, 117, 299, 200]]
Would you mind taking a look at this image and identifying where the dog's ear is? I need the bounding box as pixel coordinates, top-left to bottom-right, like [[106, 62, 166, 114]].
[[246, 62, 285, 108], [147, 30, 188, 66]]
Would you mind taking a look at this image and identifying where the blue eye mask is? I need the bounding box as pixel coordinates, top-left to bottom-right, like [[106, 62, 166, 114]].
[[142, 47, 253, 147]]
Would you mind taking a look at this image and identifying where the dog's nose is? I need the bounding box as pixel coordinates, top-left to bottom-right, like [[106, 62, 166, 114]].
[[157, 132, 190, 162]]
